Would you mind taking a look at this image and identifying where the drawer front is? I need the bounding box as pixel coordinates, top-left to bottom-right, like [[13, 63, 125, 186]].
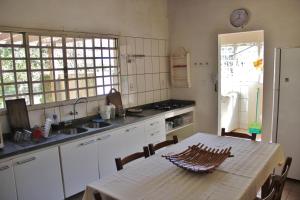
[[145, 117, 165, 133]]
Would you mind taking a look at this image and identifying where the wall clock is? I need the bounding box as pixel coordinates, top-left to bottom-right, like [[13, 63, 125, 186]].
[[230, 8, 249, 28]]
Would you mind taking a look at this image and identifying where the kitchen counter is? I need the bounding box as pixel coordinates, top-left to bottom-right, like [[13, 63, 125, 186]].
[[0, 100, 195, 160]]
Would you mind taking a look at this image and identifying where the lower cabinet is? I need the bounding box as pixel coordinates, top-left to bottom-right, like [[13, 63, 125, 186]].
[[13, 147, 64, 200], [60, 136, 99, 198], [144, 116, 166, 145], [0, 160, 17, 200], [97, 122, 145, 178]]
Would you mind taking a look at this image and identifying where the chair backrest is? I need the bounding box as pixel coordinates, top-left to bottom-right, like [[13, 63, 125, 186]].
[[148, 135, 178, 155], [221, 128, 256, 141], [262, 188, 276, 200], [115, 146, 149, 171], [273, 157, 292, 200]]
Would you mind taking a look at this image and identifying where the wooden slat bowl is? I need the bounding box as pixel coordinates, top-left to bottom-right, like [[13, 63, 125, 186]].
[[162, 143, 232, 173]]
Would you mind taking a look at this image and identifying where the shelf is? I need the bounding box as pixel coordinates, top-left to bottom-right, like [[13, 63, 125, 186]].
[[166, 122, 193, 134]]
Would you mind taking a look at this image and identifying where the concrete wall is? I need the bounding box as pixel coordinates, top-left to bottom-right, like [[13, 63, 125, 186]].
[[168, 0, 300, 141]]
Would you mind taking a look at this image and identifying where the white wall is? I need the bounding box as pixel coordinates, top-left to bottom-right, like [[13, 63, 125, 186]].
[[168, 0, 300, 141], [0, 0, 168, 39], [0, 0, 170, 133]]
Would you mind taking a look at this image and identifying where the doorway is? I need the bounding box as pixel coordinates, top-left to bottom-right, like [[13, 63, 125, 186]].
[[218, 31, 264, 139]]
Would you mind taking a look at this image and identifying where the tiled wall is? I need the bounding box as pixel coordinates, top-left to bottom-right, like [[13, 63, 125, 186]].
[[0, 36, 170, 134], [119, 36, 170, 108]]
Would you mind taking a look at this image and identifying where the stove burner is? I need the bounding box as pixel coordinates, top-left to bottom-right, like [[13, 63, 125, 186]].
[[152, 103, 184, 111]]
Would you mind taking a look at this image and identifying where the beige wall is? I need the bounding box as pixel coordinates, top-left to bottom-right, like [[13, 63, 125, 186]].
[[0, 0, 170, 133], [0, 0, 168, 39], [168, 0, 300, 141]]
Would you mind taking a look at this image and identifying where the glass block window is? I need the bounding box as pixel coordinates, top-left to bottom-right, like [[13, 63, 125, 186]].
[[0, 32, 29, 108], [0, 30, 119, 108]]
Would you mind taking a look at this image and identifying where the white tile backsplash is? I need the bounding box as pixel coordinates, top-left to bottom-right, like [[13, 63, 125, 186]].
[[145, 74, 153, 91], [120, 55, 128, 75], [152, 57, 160, 73], [122, 94, 129, 108], [159, 57, 169, 72], [137, 74, 145, 92], [144, 39, 151, 56], [137, 92, 146, 105], [126, 37, 135, 55], [29, 109, 45, 128], [121, 76, 129, 94], [153, 90, 161, 102], [160, 89, 168, 101], [129, 93, 138, 107], [128, 75, 137, 94], [144, 57, 152, 74], [145, 91, 154, 104], [151, 39, 159, 56], [135, 38, 144, 55], [136, 58, 145, 74], [119, 37, 127, 55], [153, 73, 160, 90], [75, 102, 87, 119], [87, 101, 99, 116], [159, 40, 166, 56], [127, 61, 137, 75], [59, 104, 73, 122]]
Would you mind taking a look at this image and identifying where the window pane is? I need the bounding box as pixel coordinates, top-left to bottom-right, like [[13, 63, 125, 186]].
[[56, 81, 65, 90], [77, 69, 85, 78], [13, 34, 23, 45], [87, 78, 95, 87], [30, 60, 41, 69], [79, 89, 87, 97], [0, 47, 12, 58], [111, 58, 117, 66], [94, 38, 101, 47], [33, 83, 43, 93], [96, 68, 102, 76], [103, 59, 109, 66], [16, 72, 27, 82], [95, 59, 102, 67], [95, 49, 101, 57], [44, 82, 55, 92], [68, 80, 77, 89], [103, 49, 109, 57], [56, 91, 66, 101], [78, 79, 86, 88], [28, 35, 39, 46], [77, 59, 84, 68], [1, 60, 13, 70], [19, 95, 30, 105], [88, 88, 96, 97], [66, 37, 74, 47], [55, 70, 64, 79], [42, 48, 52, 57], [103, 68, 110, 76], [75, 38, 84, 47], [45, 93, 55, 103], [85, 49, 93, 57], [76, 49, 84, 57], [3, 72, 15, 83], [43, 60, 53, 69], [86, 59, 93, 67], [104, 77, 111, 85], [69, 90, 77, 99], [4, 85, 16, 95], [85, 39, 93, 48], [0, 32, 11, 44], [53, 48, 63, 58], [54, 59, 64, 69], [97, 87, 104, 95], [109, 39, 116, 48], [110, 49, 117, 57], [15, 60, 27, 70], [96, 77, 103, 86], [31, 71, 42, 81], [18, 84, 29, 94], [30, 48, 40, 58], [104, 86, 111, 94], [67, 59, 75, 68], [14, 49, 27, 58], [33, 94, 44, 104], [41, 36, 51, 46], [66, 49, 75, 57], [87, 69, 95, 77], [68, 70, 76, 79], [52, 37, 62, 47], [112, 76, 119, 84], [111, 68, 118, 75], [102, 39, 109, 47], [43, 71, 54, 80]]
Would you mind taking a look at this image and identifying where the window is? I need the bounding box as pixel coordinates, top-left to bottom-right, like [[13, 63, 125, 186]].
[[0, 30, 119, 109]]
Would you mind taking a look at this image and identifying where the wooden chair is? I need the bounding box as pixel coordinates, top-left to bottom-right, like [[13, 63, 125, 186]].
[[272, 157, 292, 200], [148, 135, 178, 155], [256, 188, 276, 200], [221, 128, 256, 141], [115, 146, 150, 171]]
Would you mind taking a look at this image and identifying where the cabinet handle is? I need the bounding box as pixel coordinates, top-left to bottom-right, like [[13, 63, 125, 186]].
[[150, 131, 160, 136], [125, 126, 137, 132], [0, 165, 9, 171], [16, 157, 36, 165], [79, 139, 96, 147], [97, 135, 111, 140], [150, 122, 159, 126]]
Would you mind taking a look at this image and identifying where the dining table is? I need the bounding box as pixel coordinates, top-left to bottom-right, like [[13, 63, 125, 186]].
[[82, 132, 285, 200]]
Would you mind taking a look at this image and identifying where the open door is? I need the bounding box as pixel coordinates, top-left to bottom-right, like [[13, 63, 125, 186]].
[[218, 31, 264, 139]]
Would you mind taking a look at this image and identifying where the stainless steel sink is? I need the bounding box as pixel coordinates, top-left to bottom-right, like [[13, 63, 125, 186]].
[[57, 127, 88, 135], [84, 121, 111, 129]]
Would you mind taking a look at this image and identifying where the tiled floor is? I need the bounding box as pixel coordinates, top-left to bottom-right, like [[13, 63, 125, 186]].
[[68, 179, 300, 200]]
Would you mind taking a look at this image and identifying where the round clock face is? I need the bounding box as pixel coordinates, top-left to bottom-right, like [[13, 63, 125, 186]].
[[230, 9, 249, 28]]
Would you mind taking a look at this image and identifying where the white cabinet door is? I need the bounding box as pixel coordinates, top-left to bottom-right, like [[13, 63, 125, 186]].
[[13, 147, 64, 200], [98, 122, 145, 178], [0, 160, 17, 200], [60, 136, 99, 197], [145, 117, 166, 145]]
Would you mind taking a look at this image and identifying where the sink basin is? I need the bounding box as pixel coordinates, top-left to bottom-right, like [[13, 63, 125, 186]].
[[57, 127, 88, 135], [84, 121, 111, 129]]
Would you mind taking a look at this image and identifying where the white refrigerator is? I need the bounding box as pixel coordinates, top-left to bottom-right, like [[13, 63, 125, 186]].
[[272, 48, 300, 180]]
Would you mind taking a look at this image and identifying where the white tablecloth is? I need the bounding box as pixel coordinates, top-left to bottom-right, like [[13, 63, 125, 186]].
[[83, 133, 285, 200]]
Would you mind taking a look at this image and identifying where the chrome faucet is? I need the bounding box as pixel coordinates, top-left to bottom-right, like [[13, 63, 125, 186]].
[[70, 97, 88, 119]]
